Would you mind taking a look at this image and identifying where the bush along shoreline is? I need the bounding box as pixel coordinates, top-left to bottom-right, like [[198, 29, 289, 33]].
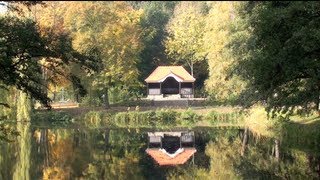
[[73, 108, 246, 128]]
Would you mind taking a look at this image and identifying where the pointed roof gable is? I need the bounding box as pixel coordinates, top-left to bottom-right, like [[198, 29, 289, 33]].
[[145, 66, 195, 83], [146, 148, 196, 166]]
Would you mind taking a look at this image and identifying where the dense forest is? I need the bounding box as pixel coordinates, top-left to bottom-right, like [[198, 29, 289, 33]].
[[1, 1, 320, 179], [0, 1, 320, 119]]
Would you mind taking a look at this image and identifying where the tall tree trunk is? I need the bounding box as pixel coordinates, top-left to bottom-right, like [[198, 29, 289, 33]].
[[190, 61, 194, 77], [187, 60, 194, 77], [73, 86, 79, 103], [274, 139, 280, 161], [241, 127, 249, 156]]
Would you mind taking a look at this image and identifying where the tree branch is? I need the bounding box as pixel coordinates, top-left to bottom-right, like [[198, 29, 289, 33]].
[[0, 103, 10, 108]]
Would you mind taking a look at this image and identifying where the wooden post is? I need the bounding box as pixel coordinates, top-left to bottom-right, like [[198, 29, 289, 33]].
[[160, 82, 162, 95]]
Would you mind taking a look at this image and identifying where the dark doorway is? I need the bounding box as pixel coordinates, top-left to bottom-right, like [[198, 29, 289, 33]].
[[162, 135, 180, 154], [161, 77, 179, 94]]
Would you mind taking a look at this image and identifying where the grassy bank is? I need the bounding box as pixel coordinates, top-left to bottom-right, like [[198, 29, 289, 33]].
[[32, 106, 245, 129]]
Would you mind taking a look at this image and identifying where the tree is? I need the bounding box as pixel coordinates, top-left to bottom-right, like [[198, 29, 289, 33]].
[[136, 1, 177, 84], [64, 2, 144, 108], [0, 2, 95, 108], [165, 2, 207, 76], [203, 2, 245, 102], [30, 1, 89, 102], [231, 2, 320, 114]]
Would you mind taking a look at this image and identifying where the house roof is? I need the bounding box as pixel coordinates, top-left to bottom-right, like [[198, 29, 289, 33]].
[[145, 66, 195, 83], [146, 148, 196, 166]]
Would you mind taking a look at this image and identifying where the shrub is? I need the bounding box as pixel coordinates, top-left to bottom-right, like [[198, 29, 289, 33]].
[[154, 109, 178, 126], [205, 110, 244, 125], [112, 109, 178, 127], [179, 108, 201, 126]]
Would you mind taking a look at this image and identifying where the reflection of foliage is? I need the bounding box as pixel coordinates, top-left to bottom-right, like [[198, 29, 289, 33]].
[[167, 166, 209, 180], [31, 111, 73, 127], [203, 135, 319, 179], [109, 129, 145, 156], [51, 139, 74, 165], [205, 109, 244, 126], [0, 140, 16, 179], [178, 108, 200, 126], [13, 122, 31, 180], [43, 166, 70, 180], [205, 138, 241, 179], [113, 109, 178, 127], [82, 153, 143, 179], [80, 129, 144, 179], [0, 122, 19, 142], [83, 111, 104, 128], [40, 130, 74, 179], [3, 123, 319, 179]]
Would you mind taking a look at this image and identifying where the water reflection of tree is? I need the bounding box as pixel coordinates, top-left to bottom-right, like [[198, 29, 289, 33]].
[[13, 92, 32, 180], [166, 128, 319, 179], [0, 141, 16, 179], [204, 133, 318, 179], [23, 127, 320, 179], [82, 129, 145, 179], [13, 122, 31, 180]]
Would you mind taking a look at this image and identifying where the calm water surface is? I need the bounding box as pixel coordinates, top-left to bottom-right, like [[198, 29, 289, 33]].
[[1, 123, 319, 179]]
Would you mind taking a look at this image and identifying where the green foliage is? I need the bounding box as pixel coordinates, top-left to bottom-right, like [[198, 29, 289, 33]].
[[113, 109, 178, 127], [231, 1, 320, 113], [178, 108, 200, 126], [64, 2, 144, 106], [0, 121, 19, 142], [0, 11, 95, 108], [137, 1, 177, 84], [165, 2, 208, 78], [0, 16, 50, 107], [206, 110, 244, 125], [204, 2, 245, 102], [0, 86, 16, 120], [114, 111, 152, 127], [31, 111, 73, 127], [80, 90, 103, 107], [154, 108, 178, 125]]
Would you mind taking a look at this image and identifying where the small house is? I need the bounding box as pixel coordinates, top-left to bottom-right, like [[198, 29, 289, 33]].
[[145, 66, 195, 99]]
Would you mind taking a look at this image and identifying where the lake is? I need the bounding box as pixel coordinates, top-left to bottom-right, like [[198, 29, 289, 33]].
[[0, 123, 319, 179]]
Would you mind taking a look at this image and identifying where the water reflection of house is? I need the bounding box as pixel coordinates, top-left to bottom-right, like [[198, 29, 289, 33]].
[[146, 131, 196, 166]]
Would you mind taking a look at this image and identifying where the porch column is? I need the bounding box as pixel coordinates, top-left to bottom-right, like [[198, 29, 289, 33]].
[[159, 82, 162, 95], [147, 83, 149, 95], [179, 82, 181, 95], [192, 82, 194, 98]]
